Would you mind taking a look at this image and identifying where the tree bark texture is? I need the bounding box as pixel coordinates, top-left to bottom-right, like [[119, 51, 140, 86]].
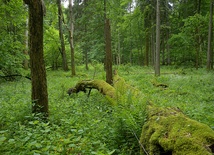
[[23, 17, 29, 69], [155, 0, 160, 76], [57, 0, 68, 71], [69, 0, 76, 75], [68, 75, 214, 154], [24, 0, 48, 118], [207, 0, 213, 70]]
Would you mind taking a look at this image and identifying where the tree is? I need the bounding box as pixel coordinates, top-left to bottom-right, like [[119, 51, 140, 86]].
[[0, 0, 27, 78], [207, 0, 213, 70], [155, 0, 160, 76], [24, 0, 48, 118], [69, 0, 76, 75], [57, 0, 69, 71], [104, 0, 113, 85]]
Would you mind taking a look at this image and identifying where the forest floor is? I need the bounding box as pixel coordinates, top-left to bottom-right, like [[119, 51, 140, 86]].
[[0, 65, 214, 154]]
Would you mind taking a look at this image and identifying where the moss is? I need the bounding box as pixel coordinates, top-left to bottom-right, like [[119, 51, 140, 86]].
[[140, 106, 214, 155]]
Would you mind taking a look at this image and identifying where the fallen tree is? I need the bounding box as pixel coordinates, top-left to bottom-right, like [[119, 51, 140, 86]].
[[68, 75, 214, 155]]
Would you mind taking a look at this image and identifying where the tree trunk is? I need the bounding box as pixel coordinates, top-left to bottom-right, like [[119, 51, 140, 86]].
[[207, 0, 213, 70], [104, 0, 113, 85], [69, 0, 76, 76], [24, 0, 48, 118], [83, 0, 89, 70], [57, 0, 68, 71], [155, 0, 160, 76], [145, 32, 149, 66], [23, 17, 29, 70]]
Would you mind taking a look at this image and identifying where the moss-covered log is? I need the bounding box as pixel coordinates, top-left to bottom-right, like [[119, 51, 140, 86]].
[[67, 80, 116, 98], [68, 77, 214, 154], [140, 106, 214, 155]]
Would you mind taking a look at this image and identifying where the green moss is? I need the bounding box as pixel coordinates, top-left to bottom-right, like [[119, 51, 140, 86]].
[[140, 106, 214, 155]]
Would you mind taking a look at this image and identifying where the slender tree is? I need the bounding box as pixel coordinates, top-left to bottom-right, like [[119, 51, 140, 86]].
[[207, 0, 213, 70], [69, 0, 76, 75], [57, 0, 68, 71], [104, 0, 113, 85], [23, 17, 29, 70], [155, 0, 160, 76], [24, 0, 48, 118]]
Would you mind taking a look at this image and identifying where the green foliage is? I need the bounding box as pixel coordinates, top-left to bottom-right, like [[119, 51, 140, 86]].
[[1, 66, 213, 154], [0, 0, 27, 76]]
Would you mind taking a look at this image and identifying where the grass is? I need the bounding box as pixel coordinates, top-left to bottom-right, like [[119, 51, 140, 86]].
[[0, 65, 214, 154]]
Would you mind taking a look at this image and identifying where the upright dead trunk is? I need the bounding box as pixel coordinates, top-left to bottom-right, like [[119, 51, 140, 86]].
[[155, 0, 160, 76], [69, 0, 76, 75], [207, 0, 213, 70], [104, 0, 113, 85], [57, 0, 68, 71], [24, 0, 48, 118]]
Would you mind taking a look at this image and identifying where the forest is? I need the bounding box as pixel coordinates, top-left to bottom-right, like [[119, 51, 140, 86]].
[[0, 0, 214, 154]]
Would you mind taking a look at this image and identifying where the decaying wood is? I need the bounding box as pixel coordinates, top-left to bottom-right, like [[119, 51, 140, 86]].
[[0, 74, 31, 81], [67, 80, 116, 98], [68, 75, 214, 154], [140, 105, 214, 155]]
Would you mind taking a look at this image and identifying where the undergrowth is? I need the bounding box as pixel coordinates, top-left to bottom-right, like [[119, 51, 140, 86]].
[[0, 65, 213, 154]]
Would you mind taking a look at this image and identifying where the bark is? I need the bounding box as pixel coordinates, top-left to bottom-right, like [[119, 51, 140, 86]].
[[69, 0, 76, 76], [57, 0, 68, 71], [104, 0, 113, 85], [155, 0, 160, 76], [24, 0, 48, 118], [207, 0, 213, 70], [23, 17, 29, 70], [68, 75, 214, 154], [84, 0, 89, 70], [145, 32, 149, 66]]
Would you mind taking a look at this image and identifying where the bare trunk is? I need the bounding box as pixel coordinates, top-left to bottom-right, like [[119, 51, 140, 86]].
[[57, 0, 68, 71], [145, 33, 149, 66], [117, 31, 121, 65], [105, 19, 113, 85], [24, 0, 48, 118], [23, 17, 29, 69], [69, 0, 76, 75], [104, 0, 113, 85], [207, 0, 213, 70], [155, 0, 160, 76]]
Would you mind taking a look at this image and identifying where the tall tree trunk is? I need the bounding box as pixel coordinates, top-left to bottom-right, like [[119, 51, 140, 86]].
[[117, 31, 121, 65], [83, 0, 89, 70], [57, 0, 68, 71], [23, 17, 29, 69], [104, 0, 113, 85], [145, 32, 149, 66], [166, 31, 170, 65], [166, 0, 171, 65], [69, 0, 76, 75], [195, 28, 200, 70], [24, 0, 48, 118], [155, 0, 160, 76], [207, 0, 213, 70], [162, 39, 165, 65]]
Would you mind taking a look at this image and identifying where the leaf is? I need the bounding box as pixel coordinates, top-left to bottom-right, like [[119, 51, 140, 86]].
[[0, 136, 6, 145]]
